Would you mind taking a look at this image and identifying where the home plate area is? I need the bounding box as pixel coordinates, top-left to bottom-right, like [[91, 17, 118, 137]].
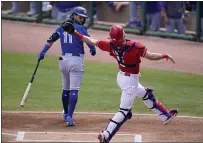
[[2, 112, 203, 142], [16, 131, 142, 142]]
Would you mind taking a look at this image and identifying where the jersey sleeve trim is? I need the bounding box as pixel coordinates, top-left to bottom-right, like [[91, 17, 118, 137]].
[[142, 48, 148, 57], [96, 41, 100, 47], [56, 31, 60, 35]]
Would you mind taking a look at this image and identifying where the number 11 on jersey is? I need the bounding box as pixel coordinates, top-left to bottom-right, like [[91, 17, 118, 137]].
[[63, 32, 72, 44]]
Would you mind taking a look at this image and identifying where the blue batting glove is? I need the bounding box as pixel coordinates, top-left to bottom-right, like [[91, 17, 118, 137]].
[[37, 53, 45, 61], [90, 49, 96, 56], [38, 44, 50, 61]]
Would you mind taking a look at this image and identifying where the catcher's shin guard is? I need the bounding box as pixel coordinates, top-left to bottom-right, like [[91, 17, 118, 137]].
[[103, 108, 132, 142], [143, 88, 171, 121]]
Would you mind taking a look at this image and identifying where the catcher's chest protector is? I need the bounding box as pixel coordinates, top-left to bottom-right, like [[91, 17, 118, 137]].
[[110, 41, 137, 68]]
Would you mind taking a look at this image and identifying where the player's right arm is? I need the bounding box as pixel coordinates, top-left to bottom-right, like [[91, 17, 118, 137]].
[[46, 31, 60, 45], [73, 31, 110, 52], [38, 27, 61, 60], [74, 31, 98, 46]]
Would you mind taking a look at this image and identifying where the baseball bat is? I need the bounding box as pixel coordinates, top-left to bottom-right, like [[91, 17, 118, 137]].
[[20, 60, 41, 107]]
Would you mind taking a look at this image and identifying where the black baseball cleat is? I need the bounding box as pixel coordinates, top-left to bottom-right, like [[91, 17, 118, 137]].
[[98, 133, 109, 143], [163, 108, 178, 125]]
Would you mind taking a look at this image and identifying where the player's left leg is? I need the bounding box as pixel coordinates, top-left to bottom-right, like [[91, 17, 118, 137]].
[[150, 12, 161, 31], [67, 57, 84, 126], [59, 57, 70, 121], [99, 108, 132, 143], [176, 18, 185, 34], [27, 1, 37, 16], [166, 18, 176, 33], [136, 83, 178, 124]]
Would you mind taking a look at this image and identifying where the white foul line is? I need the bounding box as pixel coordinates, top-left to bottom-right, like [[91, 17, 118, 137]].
[[20, 140, 97, 142], [16, 131, 25, 141], [2, 111, 203, 119], [25, 131, 135, 136], [134, 134, 142, 142], [12, 131, 139, 142], [2, 133, 17, 137]]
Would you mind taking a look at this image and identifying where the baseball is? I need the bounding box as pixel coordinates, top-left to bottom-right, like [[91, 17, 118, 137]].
[[46, 4, 52, 11]]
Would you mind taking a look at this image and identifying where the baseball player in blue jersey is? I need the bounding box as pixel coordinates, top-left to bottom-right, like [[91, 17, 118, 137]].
[[37, 6, 96, 126]]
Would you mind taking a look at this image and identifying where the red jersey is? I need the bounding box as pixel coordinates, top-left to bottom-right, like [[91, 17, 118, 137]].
[[96, 39, 147, 74]]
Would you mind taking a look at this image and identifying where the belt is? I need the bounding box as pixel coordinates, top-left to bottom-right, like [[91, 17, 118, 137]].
[[124, 73, 131, 76], [62, 53, 83, 57], [120, 71, 140, 77], [120, 71, 131, 76]]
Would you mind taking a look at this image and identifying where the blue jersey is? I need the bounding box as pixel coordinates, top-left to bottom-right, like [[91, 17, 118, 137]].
[[146, 2, 163, 14], [163, 2, 185, 19], [56, 2, 80, 9], [56, 2, 80, 12], [54, 22, 95, 54]]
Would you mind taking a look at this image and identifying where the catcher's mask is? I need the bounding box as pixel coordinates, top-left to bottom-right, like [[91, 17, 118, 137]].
[[109, 25, 125, 47], [70, 6, 88, 25]]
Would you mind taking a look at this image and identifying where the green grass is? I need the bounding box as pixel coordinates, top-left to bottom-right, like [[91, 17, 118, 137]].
[[2, 51, 203, 116]]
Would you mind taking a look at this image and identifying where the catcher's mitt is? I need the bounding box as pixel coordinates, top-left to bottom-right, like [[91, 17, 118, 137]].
[[61, 19, 75, 34]]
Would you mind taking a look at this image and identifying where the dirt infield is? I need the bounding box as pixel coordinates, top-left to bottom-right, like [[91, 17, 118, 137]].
[[2, 20, 203, 142], [2, 112, 203, 142]]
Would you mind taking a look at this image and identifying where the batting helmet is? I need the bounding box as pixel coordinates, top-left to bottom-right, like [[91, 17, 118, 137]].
[[109, 25, 125, 46], [72, 6, 88, 18]]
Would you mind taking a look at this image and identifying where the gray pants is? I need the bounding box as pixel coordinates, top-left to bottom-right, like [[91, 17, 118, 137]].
[[166, 18, 185, 34], [147, 12, 161, 31], [56, 8, 74, 21], [51, 4, 59, 19], [59, 54, 84, 91]]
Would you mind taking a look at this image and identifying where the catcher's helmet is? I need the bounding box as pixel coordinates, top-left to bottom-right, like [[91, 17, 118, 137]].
[[109, 25, 125, 46], [72, 6, 88, 18]]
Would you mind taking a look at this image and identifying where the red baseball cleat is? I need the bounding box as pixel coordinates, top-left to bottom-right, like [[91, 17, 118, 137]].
[[98, 132, 109, 143], [163, 108, 178, 125]]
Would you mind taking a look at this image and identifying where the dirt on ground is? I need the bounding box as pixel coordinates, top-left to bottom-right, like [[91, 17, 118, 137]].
[[2, 112, 203, 142], [2, 20, 203, 142]]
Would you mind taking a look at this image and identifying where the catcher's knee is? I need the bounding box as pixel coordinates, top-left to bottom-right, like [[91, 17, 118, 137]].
[[143, 88, 154, 100], [143, 88, 168, 114], [119, 108, 132, 120], [142, 88, 156, 109], [113, 108, 132, 123]]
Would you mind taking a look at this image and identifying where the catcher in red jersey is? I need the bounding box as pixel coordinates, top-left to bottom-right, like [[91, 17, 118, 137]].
[[62, 23, 178, 143]]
